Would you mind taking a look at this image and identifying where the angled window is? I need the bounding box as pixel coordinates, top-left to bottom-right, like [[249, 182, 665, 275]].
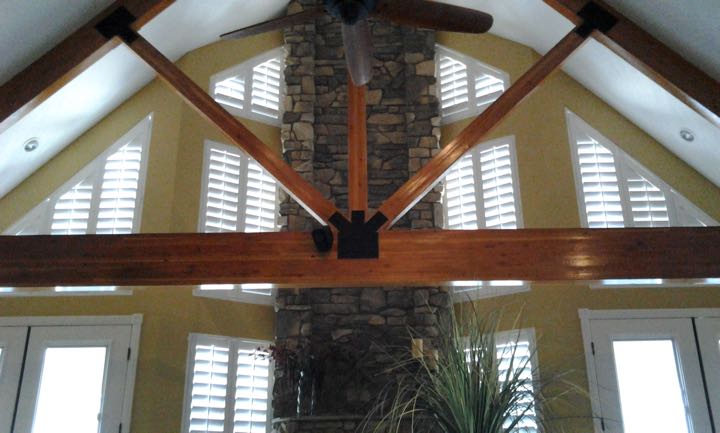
[[1, 114, 152, 295], [443, 136, 528, 300], [567, 110, 718, 287], [182, 334, 272, 433], [435, 44, 509, 125], [196, 141, 278, 305], [211, 47, 285, 126]]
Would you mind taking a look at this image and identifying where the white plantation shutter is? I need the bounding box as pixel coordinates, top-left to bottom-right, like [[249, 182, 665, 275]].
[[574, 135, 625, 228], [250, 58, 282, 120], [51, 179, 93, 235], [244, 160, 279, 233], [480, 144, 518, 229], [197, 141, 277, 304], [184, 335, 272, 433], [97, 141, 144, 234], [496, 335, 537, 433], [444, 137, 527, 299], [204, 148, 243, 233], [435, 44, 509, 124], [444, 154, 478, 229], [211, 47, 285, 126], [625, 169, 669, 228], [234, 346, 270, 433], [189, 341, 231, 433]]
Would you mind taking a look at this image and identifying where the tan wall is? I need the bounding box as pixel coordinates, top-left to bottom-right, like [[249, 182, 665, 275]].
[[438, 32, 720, 431], [0, 32, 282, 433]]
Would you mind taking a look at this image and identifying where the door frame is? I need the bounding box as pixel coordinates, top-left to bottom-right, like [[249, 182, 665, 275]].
[[0, 315, 142, 433], [579, 308, 720, 433]]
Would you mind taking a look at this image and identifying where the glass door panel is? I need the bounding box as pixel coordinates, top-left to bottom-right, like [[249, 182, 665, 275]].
[[589, 318, 712, 433], [13, 325, 132, 433], [0, 327, 28, 433], [696, 318, 720, 430]]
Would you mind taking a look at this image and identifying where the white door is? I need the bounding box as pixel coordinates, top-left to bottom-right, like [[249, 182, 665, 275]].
[[12, 325, 132, 433], [696, 318, 720, 429], [0, 327, 29, 433], [589, 318, 713, 433]]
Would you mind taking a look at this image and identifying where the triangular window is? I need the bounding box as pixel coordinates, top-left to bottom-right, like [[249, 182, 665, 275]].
[[196, 140, 279, 305], [1, 114, 152, 294], [567, 109, 718, 287], [443, 136, 529, 300], [211, 47, 285, 126], [435, 44, 509, 125]]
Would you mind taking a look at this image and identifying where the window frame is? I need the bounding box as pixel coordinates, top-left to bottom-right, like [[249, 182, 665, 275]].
[[443, 136, 529, 300], [210, 46, 286, 127], [181, 333, 274, 433], [435, 44, 510, 125], [195, 140, 278, 305]]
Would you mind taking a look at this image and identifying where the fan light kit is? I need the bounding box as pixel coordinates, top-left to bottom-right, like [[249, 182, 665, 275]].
[[23, 138, 39, 152], [679, 128, 695, 142]]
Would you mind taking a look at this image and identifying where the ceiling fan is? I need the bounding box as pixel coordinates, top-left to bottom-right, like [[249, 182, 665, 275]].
[[221, 0, 493, 86]]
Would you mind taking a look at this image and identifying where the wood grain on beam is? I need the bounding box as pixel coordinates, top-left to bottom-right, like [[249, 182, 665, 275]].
[[126, 35, 341, 225], [544, 0, 720, 127], [348, 81, 368, 214], [1, 228, 718, 287], [377, 28, 587, 228], [0, 0, 174, 135]]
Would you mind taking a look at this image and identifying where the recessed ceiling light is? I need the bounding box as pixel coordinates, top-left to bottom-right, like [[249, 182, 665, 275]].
[[679, 128, 695, 142], [23, 138, 40, 152]]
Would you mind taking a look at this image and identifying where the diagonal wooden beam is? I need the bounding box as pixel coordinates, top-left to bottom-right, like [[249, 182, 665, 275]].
[[375, 27, 589, 228], [0, 0, 174, 135], [348, 80, 368, 216], [125, 34, 342, 226], [0, 228, 718, 287], [544, 0, 720, 127]]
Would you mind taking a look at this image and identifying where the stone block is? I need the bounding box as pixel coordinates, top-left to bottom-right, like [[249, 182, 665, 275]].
[[360, 288, 386, 312]]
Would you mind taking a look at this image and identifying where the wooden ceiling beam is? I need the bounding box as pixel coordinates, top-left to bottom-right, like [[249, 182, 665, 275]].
[[126, 35, 342, 226], [376, 27, 588, 228], [348, 81, 368, 216], [544, 0, 720, 127], [0, 0, 174, 135], [1, 227, 718, 287]]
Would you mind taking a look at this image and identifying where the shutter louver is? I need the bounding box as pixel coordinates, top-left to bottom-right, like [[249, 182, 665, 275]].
[[190, 344, 231, 433], [439, 55, 469, 116], [625, 169, 669, 228], [480, 144, 517, 229], [233, 347, 270, 433], [204, 148, 242, 233], [97, 141, 143, 234], [576, 136, 624, 228], [51, 179, 93, 235], [214, 76, 246, 111], [475, 74, 505, 107], [496, 339, 537, 433], [444, 154, 478, 230], [243, 160, 278, 233], [251, 58, 282, 120]]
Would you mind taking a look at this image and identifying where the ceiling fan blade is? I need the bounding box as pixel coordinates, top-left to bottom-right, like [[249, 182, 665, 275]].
[[342, 18, 373, 86], [221, 7, 325, 40], [372, 0, 493, 33]]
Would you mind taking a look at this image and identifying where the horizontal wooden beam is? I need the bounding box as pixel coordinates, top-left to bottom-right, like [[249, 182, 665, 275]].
[[0, 0, 174, 135], [544, 0, 720, 127], [376, 28, 588, 228], [126, 35, 342, 225], [1, 228, 718, 287]]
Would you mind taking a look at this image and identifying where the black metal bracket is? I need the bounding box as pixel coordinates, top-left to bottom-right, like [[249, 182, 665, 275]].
[[96, 6, 138, 44], [325, 211, 387, 259], [575, 2, 618, 38]]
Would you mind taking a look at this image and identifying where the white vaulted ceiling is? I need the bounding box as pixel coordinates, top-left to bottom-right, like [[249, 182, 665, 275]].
[[0, 0, 718, 199]]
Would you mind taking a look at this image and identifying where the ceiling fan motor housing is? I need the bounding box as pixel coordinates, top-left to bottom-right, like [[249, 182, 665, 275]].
[[324, 0, 377, 25]]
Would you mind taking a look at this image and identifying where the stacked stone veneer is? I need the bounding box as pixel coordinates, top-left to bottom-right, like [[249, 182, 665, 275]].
[[274, 0, 450, 428]]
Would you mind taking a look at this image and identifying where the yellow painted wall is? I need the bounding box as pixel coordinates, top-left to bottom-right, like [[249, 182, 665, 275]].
[[439, 32, 720, 431], [0, 32, 282, 432]]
